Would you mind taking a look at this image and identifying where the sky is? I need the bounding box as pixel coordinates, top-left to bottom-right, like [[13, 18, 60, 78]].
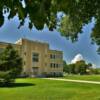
[[0, 16, 100, 67]]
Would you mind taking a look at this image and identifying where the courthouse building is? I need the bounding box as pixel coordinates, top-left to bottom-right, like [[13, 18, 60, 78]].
[[0, 38, 63, 77]]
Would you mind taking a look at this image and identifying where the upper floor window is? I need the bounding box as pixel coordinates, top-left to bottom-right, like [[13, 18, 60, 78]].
[[32, 53, 39, 62], [50, 54, 62, 59], [50, 54, 55, 59], [56, 64, 59, 68]]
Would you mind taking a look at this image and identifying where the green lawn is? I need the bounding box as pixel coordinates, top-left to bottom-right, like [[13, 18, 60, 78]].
[[0, 78, 100, 100], [63, 75, 100, 81]]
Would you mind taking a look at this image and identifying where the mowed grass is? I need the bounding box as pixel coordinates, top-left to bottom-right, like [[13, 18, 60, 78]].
[[63, 75, 100, 81], [0, 78, 100, 100]]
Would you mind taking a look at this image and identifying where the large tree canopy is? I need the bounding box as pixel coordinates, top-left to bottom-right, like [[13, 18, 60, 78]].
[[0, 0, 100, 52]]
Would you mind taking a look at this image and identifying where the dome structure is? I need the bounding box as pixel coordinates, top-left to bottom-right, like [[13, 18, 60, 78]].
[[71, 54, 84, 63]]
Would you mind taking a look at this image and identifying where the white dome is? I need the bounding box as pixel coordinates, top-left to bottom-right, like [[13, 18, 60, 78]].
[[71, 54, 84, 63]]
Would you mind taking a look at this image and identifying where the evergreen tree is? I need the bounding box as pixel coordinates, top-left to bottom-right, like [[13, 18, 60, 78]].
[[0, 45, 22, 85]]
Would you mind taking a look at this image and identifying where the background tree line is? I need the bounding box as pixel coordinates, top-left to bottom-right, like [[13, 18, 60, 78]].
[[63, 60, 100, 75]]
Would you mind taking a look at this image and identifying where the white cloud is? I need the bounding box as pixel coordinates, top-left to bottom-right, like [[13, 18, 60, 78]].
[[71, 54, 84, 63]]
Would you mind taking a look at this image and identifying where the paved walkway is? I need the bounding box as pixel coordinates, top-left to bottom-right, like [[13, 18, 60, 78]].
[[44, 78, 100, 84]]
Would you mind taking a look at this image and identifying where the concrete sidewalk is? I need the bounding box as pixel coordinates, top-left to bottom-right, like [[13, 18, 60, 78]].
[[44, 78, 100, 84]]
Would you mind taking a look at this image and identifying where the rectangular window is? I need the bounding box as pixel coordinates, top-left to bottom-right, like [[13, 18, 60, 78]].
[[32, 53, 39, 62], [54, 63, 56, 68], [50, 54, 53, 59], [56, 64, 58, 68], [50, 54, 56, 59], [50, 63, 53, 68], [50, 63, 59, 68]]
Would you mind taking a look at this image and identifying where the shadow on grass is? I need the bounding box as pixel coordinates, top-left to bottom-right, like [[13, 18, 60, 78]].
[[0, 83, 35, 88]]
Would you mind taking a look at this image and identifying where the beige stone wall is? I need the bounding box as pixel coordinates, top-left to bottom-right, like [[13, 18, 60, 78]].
[[47, 50, 63, 75], [0, 39, 63, 77], [16, 39, 50, 76]]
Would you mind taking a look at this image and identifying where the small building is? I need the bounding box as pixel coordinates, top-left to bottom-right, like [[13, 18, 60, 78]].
[[0, 38, 63, 77]]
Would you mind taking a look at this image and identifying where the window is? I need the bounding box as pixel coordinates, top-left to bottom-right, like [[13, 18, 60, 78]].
[[56, 64, 59, 68], [50, 54, 56, 59], [54, 64, 56, 68], [53, 55, 56, 59], [32, 53, 39, 62], [50, 63, 59, 68], [50, 63, 53, 68], [50, 54, 62, 59], [50, 54, 53, 59]]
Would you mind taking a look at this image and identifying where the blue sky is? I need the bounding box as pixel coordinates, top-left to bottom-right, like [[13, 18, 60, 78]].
[[0, 16, 100, 67]]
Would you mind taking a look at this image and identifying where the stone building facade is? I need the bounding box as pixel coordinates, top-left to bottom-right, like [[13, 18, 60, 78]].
[[0, 38, 63, 77]]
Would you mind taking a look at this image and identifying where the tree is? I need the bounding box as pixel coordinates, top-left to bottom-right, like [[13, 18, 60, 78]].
[[65, 60, 93, 75], [63, 60, 100, 75], [63, 61, 68, 73], [0, 0, 100, 52], [63, 61, 76, 74], [87, 63, 92, 69], [75, 60, 87, 75], [0, 45, 22, 85], [68, 64, 76, 74]]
